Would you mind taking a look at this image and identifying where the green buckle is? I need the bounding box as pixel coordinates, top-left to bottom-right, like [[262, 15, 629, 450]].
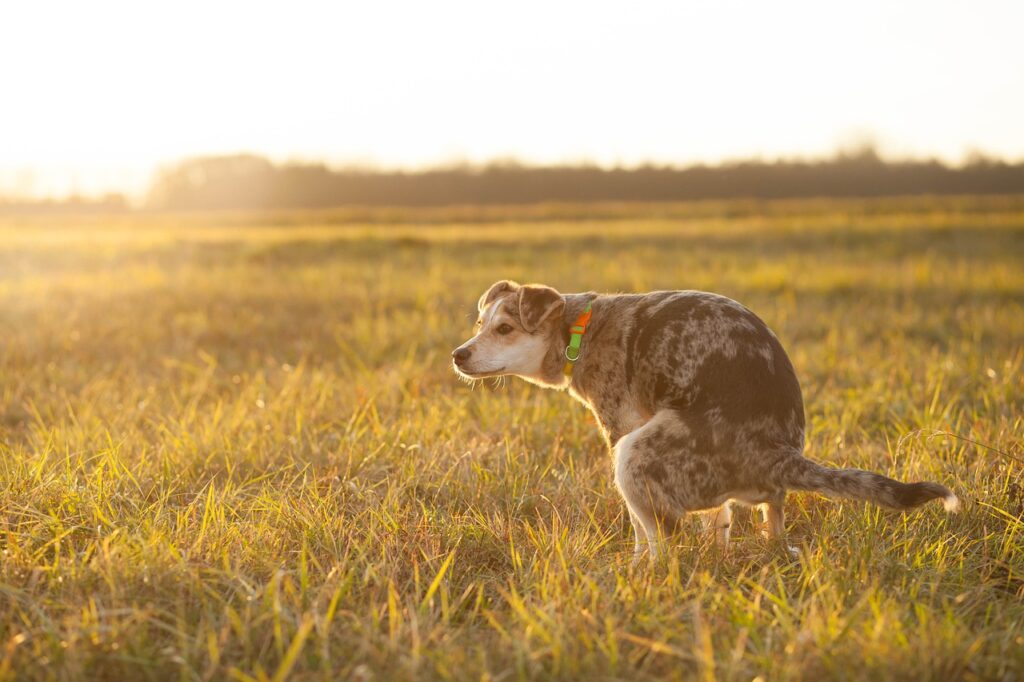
[[564, 301, 592, 368], [565, 331, 585, 361]]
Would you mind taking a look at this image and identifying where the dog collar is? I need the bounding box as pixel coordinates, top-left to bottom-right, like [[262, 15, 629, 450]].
[[563, 301, 593, 376]]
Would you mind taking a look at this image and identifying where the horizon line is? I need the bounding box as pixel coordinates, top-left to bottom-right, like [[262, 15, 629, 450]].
[[4, 144, 1024, 204]]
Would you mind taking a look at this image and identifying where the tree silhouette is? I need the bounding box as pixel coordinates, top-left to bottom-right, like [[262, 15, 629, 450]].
[[144, 149, 1024, 211]]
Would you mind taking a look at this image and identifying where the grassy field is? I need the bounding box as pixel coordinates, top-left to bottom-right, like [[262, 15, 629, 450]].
[[1, 197, 1022, 680]]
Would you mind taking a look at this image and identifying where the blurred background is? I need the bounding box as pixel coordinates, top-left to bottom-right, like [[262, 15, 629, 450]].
[[2, 0, 1023, 210]]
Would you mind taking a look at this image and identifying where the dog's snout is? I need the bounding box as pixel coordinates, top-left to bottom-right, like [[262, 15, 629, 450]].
[[452, 347, 472, 365]]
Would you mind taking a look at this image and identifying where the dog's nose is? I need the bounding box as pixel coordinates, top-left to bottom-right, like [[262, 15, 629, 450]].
[[452, 347, 471, 365]]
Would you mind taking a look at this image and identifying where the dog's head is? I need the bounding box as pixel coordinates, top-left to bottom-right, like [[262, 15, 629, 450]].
[[452, 280, 565, 382]]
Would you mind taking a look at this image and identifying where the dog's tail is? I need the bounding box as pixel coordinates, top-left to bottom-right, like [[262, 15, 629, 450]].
[[780, 457, 959, 512]]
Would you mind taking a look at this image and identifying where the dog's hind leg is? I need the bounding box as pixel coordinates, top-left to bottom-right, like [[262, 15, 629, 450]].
[[703, 502, 732, 549], [613, 411, 695, 561], [619, 475, 664, 561], [760, 490, 798, 558], [759, 491, 785, 539], [627, 509, 647, 557]]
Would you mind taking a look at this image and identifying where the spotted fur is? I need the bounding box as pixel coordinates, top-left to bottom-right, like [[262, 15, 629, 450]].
[[453, 281, 959, 559]]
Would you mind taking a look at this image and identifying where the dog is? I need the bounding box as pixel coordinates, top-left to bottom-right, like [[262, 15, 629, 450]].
[[452, 280, 959, 559]]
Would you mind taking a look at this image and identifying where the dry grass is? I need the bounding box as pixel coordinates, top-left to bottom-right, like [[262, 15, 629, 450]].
[[1, 197, 1022, 680]]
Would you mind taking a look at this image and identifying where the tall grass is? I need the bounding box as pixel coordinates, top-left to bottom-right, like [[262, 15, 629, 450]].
[[0, 197, 1022, 680]]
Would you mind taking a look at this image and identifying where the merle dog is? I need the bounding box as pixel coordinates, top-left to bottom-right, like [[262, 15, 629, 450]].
[[453, 281, 958, 559]]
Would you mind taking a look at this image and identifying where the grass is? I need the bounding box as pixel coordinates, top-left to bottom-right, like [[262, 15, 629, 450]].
[[0, 196, 1022, 680]]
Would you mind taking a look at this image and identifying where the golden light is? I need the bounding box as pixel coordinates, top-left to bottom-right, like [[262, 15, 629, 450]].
[[1, 0, 1022, 198]]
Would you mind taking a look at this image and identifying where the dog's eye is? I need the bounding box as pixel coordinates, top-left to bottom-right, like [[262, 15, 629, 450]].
[[496, 323, 514, 335]]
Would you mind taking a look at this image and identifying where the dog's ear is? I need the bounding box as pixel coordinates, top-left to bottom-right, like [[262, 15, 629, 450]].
[[478, 280, 519, 312], [518, 285, 564, 333]]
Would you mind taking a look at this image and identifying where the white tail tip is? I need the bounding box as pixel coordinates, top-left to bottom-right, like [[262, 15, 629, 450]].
[[942, 494, 961, 513]]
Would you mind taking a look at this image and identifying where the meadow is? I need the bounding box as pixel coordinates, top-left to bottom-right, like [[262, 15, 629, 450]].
[[0, 197, 1022, 680]]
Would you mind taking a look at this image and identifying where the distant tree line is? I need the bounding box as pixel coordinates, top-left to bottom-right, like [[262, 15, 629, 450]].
[[146, 148, 1024, 210], [4, 149, 1024, 213]]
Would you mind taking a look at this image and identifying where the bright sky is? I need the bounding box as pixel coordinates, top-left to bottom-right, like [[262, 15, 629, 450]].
[[2, 0, 1022, 198]]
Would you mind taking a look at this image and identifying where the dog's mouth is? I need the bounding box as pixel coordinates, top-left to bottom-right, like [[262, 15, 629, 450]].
[[453, 363, 506, 379]]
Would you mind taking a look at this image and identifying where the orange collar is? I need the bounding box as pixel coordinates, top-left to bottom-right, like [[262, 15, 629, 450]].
[[563, 301, 593, 376]]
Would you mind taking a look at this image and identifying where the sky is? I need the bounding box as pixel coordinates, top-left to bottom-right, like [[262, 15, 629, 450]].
[[1, 0, 1023, 199]]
